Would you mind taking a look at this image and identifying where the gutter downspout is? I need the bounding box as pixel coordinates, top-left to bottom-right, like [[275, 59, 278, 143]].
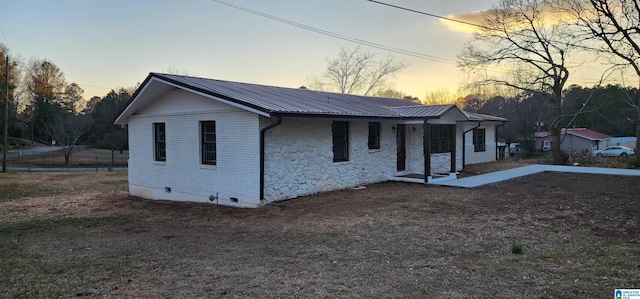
[[495, 121, 507, 161], [462, 121, 482, 169], [260, 115, 282, 202]]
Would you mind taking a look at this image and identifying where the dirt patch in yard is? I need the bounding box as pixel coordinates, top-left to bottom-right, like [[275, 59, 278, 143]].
[[1, 166, 639, 298]]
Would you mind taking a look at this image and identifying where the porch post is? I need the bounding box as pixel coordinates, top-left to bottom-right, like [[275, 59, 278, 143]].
[[423, 119, 431, 183], [449, 124, 456, 173]]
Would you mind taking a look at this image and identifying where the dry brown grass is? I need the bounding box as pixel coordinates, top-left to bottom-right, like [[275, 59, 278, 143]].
[[1, 167, 639, 298]]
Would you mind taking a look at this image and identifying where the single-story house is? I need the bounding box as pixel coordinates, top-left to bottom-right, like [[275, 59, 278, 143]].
[[115, 73, 507, 207], [533, 128, 611, 153]]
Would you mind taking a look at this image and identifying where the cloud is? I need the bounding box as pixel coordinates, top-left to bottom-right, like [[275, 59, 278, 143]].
[[440, 10, 489, 33], [442, 5, 574, 34]]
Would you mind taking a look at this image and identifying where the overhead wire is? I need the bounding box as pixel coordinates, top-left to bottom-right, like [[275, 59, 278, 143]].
[[0, 24, 8, 48], [365, 0, 487, 29], [210, 0, 456, 64]]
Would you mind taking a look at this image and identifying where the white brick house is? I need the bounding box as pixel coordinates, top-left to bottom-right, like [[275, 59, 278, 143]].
[[115, 73, 507, 207]]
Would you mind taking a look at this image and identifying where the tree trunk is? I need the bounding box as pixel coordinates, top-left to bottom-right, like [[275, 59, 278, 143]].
[[551, 96, 564, 165], [64, 151, 71, 168]]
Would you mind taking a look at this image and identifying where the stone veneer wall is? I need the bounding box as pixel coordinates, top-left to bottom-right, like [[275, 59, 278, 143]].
[[407, 124, 464, 174], [262, 117, 400, 202]]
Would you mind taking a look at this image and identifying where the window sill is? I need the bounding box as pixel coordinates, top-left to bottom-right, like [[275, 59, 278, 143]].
[[332, 160, 351, 164], [199, 164, 217, 170], [153, 161, 166, 166]]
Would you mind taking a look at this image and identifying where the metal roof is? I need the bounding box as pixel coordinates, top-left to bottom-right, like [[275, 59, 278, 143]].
[[564, 128, 611, 140], [466, 112, 509, 122], [117, 73, 507, 123], [533, 128, 611, 140]]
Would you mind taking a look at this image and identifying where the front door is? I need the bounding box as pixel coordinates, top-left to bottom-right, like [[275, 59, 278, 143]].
[[396, 124, 406, 171]]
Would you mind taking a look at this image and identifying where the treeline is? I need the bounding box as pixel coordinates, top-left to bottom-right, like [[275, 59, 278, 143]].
[[459, 84, 639, 144], [1, 44, 131, 159]]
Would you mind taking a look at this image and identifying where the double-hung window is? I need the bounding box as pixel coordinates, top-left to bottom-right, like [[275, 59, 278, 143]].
[[430, 125, 451, 153], [332, 121, 349, 162], [154, 123, 166, 161], [201, 121, 217, 165], [368, 122, 381, 149], [473, 128, 486, 152]]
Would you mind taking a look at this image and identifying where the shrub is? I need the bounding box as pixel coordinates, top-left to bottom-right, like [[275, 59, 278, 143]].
[[511, 243, 523, 254]]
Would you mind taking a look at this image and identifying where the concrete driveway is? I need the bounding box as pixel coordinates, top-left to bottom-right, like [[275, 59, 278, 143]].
[[432, 164, 640, 188]]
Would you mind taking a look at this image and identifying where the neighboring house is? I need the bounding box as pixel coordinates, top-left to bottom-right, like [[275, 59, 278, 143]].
[[533, 128, 611, 153], [115, 73, 507, 207]]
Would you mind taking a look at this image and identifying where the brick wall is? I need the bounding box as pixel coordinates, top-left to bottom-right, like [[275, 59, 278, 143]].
[[127, 90, 262, 207]]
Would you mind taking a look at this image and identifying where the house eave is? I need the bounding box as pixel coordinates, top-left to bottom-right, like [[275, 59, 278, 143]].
[[115, 75, 273, 125]]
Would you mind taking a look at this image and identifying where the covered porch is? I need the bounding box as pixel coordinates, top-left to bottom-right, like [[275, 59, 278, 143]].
[[387, 105, 469, 184]]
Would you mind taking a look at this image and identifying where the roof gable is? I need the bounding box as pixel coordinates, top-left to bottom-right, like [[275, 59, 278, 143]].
[[116, 73, 474, 124]]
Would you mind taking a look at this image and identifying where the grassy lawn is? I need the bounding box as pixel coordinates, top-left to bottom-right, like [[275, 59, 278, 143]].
[[0, 170, 638, 298]]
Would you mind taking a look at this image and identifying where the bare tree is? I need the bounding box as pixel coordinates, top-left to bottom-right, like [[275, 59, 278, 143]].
[[373, 89, 421, 102], [43, 113, 90, 167], [565, 0, 640, 156], [375, 88, 406, 99], [423, 88, 459, 105], [308, 47, 407, 96], [458, 0, 581, 164]]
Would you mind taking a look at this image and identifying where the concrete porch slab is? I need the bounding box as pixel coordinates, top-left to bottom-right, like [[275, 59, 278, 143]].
[[390, 172, 458, 184]]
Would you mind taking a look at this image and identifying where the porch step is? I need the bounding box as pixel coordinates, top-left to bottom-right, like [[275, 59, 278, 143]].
[[427, 173, 458, 184], [390, 173, 458, 184]]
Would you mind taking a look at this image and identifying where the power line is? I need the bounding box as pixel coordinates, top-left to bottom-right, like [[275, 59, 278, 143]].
[[0, 24, 8, 47], [365, 0, 487, 29], [210, 0, 456, 64]]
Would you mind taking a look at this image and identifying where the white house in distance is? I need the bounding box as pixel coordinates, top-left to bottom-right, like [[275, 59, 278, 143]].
[[115, 73, 508, 207]]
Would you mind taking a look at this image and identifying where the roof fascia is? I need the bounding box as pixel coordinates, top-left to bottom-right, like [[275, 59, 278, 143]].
[[115, 75, 273, 125], [114, 74, 155, 125]]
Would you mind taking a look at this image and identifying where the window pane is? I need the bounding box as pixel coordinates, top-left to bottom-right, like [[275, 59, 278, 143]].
[[201, 121, 216, 165], [430, 125, 451, 154], [332, 121, 349, 162], [368, 122, 380, 149], [473, 128, 486, 152], [154, 123, 166, 161]]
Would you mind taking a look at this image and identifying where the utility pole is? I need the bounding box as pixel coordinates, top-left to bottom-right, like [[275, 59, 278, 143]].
[[2, 55, 8, 173]]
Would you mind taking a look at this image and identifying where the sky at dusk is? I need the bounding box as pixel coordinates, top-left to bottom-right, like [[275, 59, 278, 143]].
[[0, 0, 602, 101]]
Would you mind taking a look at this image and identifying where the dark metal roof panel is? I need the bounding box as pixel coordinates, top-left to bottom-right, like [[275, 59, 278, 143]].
[[155, 73, 425, 117], [390, 104, 461, 118], [466, 112, 509, 122]]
